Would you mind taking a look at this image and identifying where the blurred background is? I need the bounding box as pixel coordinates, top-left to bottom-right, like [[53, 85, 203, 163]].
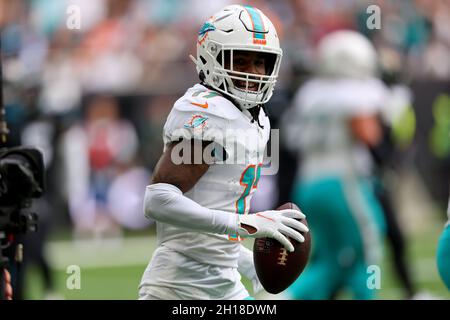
[[0, 0, 449, 299]]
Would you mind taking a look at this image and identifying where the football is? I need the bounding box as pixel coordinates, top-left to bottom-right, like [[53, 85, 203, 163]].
[[253, 202, 311, 294]]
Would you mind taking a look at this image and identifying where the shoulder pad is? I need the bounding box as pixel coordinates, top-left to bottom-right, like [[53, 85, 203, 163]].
[[173, 88, 241, 120]]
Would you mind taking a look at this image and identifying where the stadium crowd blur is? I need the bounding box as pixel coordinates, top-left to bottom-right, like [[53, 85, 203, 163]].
[[0, 0, 450, 298], [0, 0, 449, 298]]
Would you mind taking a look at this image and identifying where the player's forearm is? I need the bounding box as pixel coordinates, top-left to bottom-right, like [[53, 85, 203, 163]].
[[144, 183, 238, 234]]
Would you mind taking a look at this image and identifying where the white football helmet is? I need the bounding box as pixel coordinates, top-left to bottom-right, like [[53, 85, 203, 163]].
[[190, 5, 283, 109], [316, 30, 378, 79]]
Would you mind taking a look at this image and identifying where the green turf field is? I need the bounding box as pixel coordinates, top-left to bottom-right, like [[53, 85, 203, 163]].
[[22, 218, 450, 300]]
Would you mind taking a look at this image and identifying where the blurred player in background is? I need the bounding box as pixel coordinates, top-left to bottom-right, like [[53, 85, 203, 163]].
[[282, 30, 387, 299], [138, 5, 308, 300], [61, 94, 141, 240], [437, 192, 450, 291]]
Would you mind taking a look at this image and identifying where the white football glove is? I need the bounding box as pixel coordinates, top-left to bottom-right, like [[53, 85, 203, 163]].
[[237, 209, 309, 252]]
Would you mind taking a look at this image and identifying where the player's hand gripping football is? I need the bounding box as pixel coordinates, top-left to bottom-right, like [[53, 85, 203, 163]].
[[237, 209, 309, 252]]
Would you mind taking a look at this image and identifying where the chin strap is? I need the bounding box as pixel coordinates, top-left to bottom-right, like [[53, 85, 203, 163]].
[[249, 106, 265, 129]]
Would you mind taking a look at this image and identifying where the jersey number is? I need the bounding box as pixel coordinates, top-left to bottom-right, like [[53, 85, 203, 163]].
[[229, 164, 262, 241]]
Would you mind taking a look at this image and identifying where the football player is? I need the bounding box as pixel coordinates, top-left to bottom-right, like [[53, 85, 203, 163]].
[[138, 5, 309, 300], [282, 30, 387, 299], [437, 192, 450, 290]]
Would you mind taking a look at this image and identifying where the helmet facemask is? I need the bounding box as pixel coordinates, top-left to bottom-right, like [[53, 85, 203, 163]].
[[205, 46, 281, 109]]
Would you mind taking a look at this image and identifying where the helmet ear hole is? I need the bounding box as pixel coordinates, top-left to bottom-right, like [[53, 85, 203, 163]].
[[200, 56, 207, 65]]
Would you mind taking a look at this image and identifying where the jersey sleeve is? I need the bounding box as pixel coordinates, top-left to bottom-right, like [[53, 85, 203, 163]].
[[292, 78, 390, 118], [163, 92, 235, 149], [339, 78, 390, 116]]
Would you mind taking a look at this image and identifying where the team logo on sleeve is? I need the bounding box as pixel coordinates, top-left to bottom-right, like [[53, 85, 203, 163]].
[[184, 115, 208, 130]]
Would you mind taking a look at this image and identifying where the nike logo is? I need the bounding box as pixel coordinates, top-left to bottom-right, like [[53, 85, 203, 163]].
[[191, 101, 209, 109]]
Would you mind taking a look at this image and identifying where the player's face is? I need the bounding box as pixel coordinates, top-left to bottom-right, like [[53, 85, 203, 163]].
[[226, 51, 267, 92]]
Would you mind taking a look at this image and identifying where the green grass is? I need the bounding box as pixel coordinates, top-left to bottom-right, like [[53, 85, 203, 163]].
[[25, 265, 143, 300], [21, 223, 450, 300]]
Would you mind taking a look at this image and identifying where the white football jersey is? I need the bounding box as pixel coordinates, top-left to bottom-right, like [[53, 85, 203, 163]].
[[283, 77, 389, 180], [156, 83, 270, 267]]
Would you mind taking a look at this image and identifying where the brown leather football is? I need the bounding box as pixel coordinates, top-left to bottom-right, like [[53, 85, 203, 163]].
[[253, 202, 311, 294]]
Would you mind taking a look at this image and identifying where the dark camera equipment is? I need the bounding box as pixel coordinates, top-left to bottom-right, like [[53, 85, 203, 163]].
[[0, 31, 45, 300]]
